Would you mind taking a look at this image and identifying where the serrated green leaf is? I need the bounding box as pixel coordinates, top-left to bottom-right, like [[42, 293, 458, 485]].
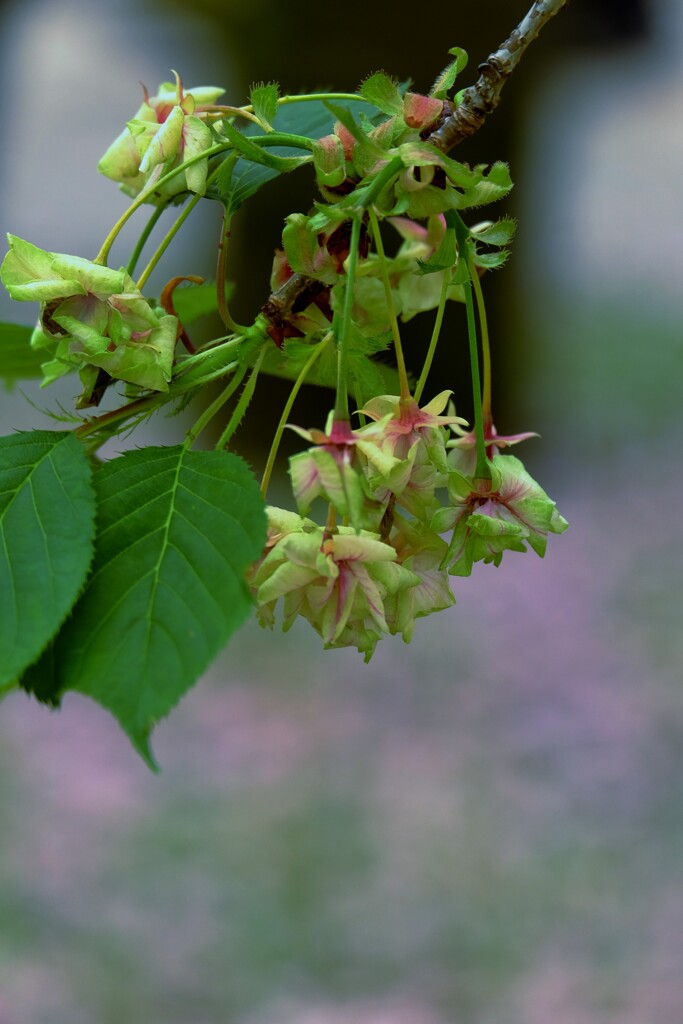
[[431, 46, 468, 99], [359, 72, 404, 116], [471, 217, 516, 247], [20, 639, 60, 705], [53, 446, 267, 768], [0, 430, 96, 687], [472, 249, 510, 270], [452, 162, 514, 209], [0, 321, 45, 385], [249, 81, 280, 130]]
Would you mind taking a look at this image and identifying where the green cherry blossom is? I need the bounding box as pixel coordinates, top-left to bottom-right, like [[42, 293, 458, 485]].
[[432, 454, 568, 576], [1, 234, 178, 395], [249, 508, 420, 661]]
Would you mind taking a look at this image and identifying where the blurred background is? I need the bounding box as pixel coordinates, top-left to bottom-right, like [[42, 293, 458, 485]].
[[1, 0, 682, 1021]]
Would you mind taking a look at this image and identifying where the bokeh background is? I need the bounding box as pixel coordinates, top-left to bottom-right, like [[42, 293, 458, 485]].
[[1, 1, 682, 1021]]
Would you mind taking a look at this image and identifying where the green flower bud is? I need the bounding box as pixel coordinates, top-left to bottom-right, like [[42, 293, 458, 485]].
[[98, 74, 225, 198]]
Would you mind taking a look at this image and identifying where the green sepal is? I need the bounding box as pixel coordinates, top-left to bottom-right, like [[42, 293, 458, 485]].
[[312, 134, 347, 187], [282, 214, 338, 283], [249, 81, 280, 130], [430, 46, 469, 99], [358, 72, 404, 116], [471, 217, 517, 247]]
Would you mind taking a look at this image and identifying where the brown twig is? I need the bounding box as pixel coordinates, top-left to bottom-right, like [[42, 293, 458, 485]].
[[429, 0, 571, 152]]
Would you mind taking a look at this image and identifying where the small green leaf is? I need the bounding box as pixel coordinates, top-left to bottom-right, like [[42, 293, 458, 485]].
[[471, 249, 510, 270], [0, 430, 96, 687], [359, 72, 404, 116], [312, 135, 347, 188], [54, 446, 267, 768], [0, 321, 45, 385], [249, 81, 280, 130], [453, 162, 514, 208], [417, 228, 458, 274], [471, 217, 517, 247], [431, 46, 469, 99]]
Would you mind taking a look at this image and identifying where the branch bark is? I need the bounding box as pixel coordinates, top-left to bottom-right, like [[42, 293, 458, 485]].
[[429, 0, 571, 152]]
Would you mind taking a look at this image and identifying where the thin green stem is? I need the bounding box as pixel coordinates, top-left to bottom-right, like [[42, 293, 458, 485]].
[[94, 142, 232, 266], [364, 155, 403, 208], [334, 215, 362, 421], [182, 361, 242, 449], [368, 208, 410, 400], [277, 92, 363, 107], [75, 392, 163, 440], [463, 274, 491, 481], [125, 203, 166, 277], [414, 270, 449, 404], [172, 337, 245, 391], [136, 192, 202, 290], [214, 347, 266, 450], [248, 132, 315, 153], [95, 192, 159, 266], [260, 334, 332, 497], [467, 253, 492, 430], [216, 207, 248, 334]]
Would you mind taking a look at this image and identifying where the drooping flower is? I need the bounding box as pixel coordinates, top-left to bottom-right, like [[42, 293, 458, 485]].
[[431, 454, 568, 576], [249, 508, 420, 661], [1, 234, 178, 396], [288, 412, 402, 532], [359, 391, 468, 519], [98, 73, 225, 197]]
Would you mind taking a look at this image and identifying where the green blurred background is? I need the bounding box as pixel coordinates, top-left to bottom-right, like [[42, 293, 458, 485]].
[[1, 0, 682, 1021]]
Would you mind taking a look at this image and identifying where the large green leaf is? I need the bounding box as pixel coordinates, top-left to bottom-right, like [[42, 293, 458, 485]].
[[55, 446, 267, 767], [0, 321, 44, 385], [0, 430, 96, 686], [172, 280, 233, 324]]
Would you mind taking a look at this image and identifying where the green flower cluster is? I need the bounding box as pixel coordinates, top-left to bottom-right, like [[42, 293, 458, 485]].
[[250, 395, 567, 659], [0, 235, 178, 400]]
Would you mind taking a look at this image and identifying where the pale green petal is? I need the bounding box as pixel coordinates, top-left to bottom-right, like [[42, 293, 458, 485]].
[[139, 105, 184, 174], [98, 126, 143, 182], [1, 235, 80, 301], [182, 116, 213, 194]]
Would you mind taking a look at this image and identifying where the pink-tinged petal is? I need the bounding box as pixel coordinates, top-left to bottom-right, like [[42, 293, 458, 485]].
[[387, 216, 429, 242], [403, 92, 443, 130], [333, 121, 356, 160], [331, 533, 397, 564]]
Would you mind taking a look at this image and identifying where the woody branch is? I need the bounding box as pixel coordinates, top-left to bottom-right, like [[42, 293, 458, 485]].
[[429, 0, 572, 152]]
